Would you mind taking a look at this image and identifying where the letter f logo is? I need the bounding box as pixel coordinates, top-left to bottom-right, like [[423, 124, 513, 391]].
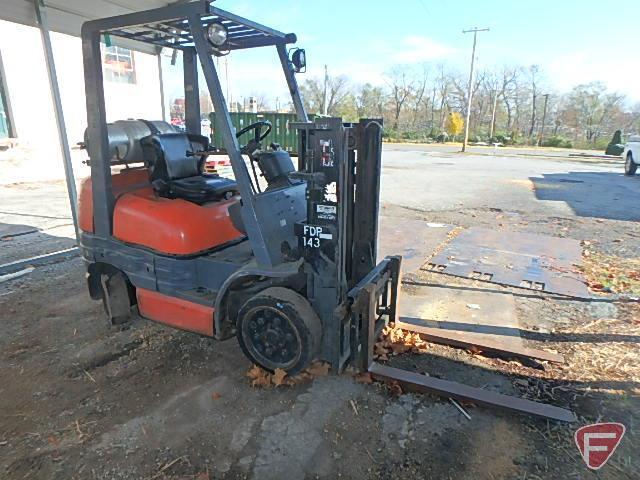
[[575, 423, 625, 470]]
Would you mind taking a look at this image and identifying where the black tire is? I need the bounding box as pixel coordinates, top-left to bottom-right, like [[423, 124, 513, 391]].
[[236, 287, 321, 375], [99, 270, 133, 326], [625, 153, 637, 176]]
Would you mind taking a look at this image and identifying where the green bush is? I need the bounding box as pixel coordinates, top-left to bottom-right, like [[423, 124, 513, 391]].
[[542, 136, 573, 148], [594, 137, 610, 151], [400, 130, 426, 141], [382, 128, 399, 140], [490, 133, 511, 145]]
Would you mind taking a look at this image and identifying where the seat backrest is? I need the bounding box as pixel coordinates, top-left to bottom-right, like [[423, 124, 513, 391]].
[[141, 132, 209, 183]]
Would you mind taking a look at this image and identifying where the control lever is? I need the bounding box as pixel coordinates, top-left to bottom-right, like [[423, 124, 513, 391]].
[[186, 148, 219, 157], [288, 171, 327, 186]]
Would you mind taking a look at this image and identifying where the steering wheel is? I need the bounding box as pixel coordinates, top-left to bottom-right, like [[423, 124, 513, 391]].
[[236, 120, 272, 144]]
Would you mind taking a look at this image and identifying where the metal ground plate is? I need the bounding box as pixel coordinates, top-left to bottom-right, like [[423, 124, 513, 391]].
[[397, 285, 564, 363], [378, 217, 453, 273], [424, 227, 589, 298], [0, 223, 38, 239]]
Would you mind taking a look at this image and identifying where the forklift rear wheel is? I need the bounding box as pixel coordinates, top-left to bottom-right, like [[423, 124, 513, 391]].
[[236, 287, 321, 375], [99, 270, 133, 326]]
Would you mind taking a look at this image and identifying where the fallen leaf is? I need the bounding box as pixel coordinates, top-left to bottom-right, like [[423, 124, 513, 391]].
[[307, 361, 330, 377], [388, 381, 403, 396], [355, 372, 373, 384], [390, 343, 411, 354], [272, 368, 287, 386], [247, 365, 271, 388], [211, 392, 222, 400]]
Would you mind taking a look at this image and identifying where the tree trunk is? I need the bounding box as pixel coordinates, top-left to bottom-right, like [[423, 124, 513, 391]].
[[529, 93, 537, 138]]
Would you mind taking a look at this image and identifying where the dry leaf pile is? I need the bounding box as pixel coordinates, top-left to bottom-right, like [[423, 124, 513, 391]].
[[245, 324, 430, 390], [373, 323, 430, 361], [553, 315, 640, 388], [246, 360, 330, 388], [581, 244, 640, 296]]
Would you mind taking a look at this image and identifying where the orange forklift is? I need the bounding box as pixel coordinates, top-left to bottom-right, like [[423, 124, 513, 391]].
[[79, 1, 573, 422]]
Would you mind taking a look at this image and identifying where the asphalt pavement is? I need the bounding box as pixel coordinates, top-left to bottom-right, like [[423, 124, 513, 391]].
[[381, 144, 639, 221], [1, 143, 638, 265]]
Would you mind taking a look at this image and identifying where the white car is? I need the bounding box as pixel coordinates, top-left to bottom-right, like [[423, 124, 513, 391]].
[[623, 135, 639, 176]]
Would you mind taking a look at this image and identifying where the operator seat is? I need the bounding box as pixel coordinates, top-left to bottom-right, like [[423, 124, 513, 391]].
[[141, 133, 238, 205]]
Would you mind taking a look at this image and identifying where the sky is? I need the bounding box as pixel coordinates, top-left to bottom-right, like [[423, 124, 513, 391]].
[[162, 0, 640, 106]]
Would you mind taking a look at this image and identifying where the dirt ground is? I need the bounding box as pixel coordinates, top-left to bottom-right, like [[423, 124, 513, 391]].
[[1, 149, 639, 479]]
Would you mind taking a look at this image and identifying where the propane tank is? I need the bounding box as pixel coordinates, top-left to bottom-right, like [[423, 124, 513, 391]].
[[84, 120, 176, 164]]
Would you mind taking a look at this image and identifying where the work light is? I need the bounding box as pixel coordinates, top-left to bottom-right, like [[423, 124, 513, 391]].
[[207, 22, 228, 47]]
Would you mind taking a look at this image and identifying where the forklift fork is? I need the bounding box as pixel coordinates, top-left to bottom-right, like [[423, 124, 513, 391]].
[[346, 256, 576, 423]]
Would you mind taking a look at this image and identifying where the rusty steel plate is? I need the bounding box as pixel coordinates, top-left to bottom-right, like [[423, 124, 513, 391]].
[[369, 362, 575, 422], [424, 227, 590, 298]]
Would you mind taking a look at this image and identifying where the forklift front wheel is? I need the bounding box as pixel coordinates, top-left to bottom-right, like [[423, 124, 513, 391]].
[[236, 287, 321, 375]]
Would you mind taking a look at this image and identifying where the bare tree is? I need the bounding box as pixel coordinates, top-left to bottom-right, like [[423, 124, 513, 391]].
[[296, 63, 634, 147], [355, 83, 385, 118], [528, 65, 540, 139], [499, 66, 518, 132], [410, 64, 430, 127], [300, 74, 351, 115], [436, 64, 450, 130], [386, 67, 415, 130]]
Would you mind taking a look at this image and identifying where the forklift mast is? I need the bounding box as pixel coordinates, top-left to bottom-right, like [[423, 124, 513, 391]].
[[293, 117, 399, 371]]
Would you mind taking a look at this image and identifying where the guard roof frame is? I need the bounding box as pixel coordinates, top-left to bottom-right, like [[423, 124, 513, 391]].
[[81, 0, 297, 51], [81, 0, 308, 268]]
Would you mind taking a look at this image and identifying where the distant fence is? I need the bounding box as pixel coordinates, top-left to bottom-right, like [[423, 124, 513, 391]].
[[209, 112, 307, 154]]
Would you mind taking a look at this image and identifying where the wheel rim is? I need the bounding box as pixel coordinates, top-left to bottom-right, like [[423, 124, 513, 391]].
[[241, 306, 302, 370]]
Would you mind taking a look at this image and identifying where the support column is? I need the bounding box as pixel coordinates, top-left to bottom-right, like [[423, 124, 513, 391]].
[[34, 0, 79, 241], [157, 48, 166, 122], [183, 47, 200, 134], [189, 15, 272, 266]]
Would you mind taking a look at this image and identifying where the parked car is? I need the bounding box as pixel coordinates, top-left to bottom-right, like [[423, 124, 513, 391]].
[[623, 135, 640, 176]]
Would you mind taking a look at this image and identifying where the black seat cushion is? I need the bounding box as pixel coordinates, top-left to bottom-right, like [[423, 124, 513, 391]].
[[170, 174, 238, 204], [141, 133, 239, 204]]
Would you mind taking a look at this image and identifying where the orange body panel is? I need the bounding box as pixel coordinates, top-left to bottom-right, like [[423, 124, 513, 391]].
[[78, 168, 243, 255], [113, 192, 242, 255], [78, 168, 151, 233], [137, 288, 214, 336]]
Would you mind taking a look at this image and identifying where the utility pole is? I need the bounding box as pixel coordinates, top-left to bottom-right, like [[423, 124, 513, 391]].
[[537, 93, 550, 147], [489, 88, 499, 139], [461, 27, 489, 152], [322, 64, 329, 115]]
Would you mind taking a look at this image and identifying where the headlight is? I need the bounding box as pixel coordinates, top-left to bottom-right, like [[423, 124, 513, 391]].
[[207, 22, 228, 47]]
